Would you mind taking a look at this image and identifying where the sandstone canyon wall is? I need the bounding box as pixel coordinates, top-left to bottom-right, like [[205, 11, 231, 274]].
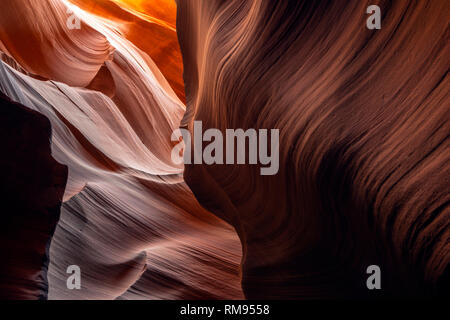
[[0, 92, 67, 299], [176, 0, 449, 298]]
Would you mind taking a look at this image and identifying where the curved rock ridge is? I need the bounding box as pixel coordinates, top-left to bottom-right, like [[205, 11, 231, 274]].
[[176, 0, 449, 298], [0, 0, 113, 87], [0, 0, 243, 299], [67, 0, 185, 101]]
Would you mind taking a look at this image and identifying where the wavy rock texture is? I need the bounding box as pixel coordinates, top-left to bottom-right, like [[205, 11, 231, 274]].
[[0, 92, 67, 299], [1, 0, 448, 300], [67, 0, 185, 101], [176, 0, 449, 298], [0, 0, 242, 299]]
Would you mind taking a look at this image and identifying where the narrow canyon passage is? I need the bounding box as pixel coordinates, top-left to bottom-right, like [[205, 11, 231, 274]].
[[0, 0, 448, 300]]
